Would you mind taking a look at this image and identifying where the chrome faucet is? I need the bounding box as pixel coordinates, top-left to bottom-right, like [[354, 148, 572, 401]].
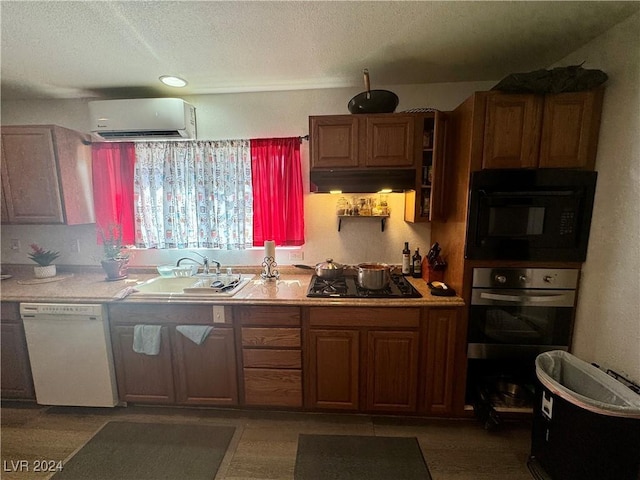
[[176, 252, 221, 275]]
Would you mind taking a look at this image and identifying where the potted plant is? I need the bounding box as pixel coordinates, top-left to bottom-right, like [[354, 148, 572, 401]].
[[28, 243, 60, 278], [99, 223, 130, 280]]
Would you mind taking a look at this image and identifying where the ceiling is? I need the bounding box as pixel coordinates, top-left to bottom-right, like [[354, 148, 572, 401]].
[[1, 1, 639, 101]]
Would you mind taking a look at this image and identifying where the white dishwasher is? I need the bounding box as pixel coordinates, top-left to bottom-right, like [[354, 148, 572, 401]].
[[20, 303, 119, 407]]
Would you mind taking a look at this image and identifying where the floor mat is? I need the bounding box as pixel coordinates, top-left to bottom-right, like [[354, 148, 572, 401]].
[[51, 421, 235, 480], [294, 434, 432, 480]]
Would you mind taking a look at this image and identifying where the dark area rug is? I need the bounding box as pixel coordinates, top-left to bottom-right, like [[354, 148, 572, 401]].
[[51, 421, 235, 480], [294, 434, 432, 480]]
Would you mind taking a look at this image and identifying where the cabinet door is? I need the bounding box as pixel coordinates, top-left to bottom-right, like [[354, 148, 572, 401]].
[[366, 330, 419, 413], [1, 126, 64, 223], [482, 94, 543, 169], [111, 325, 175, 404], [365, 115, 416, 167], [172, 327, 237, 406], [538, 90, 603, 169], [307, 329, 359, 410], [310, 116, 359, 168], [424, 309, 458, 415], [1, 321, 35, 400]]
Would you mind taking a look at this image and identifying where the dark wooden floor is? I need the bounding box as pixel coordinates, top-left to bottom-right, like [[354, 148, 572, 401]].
[[1, 402, 534, 479]]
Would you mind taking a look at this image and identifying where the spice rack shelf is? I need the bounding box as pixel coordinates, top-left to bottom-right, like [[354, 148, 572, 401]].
[[337, 215, 390, 232]]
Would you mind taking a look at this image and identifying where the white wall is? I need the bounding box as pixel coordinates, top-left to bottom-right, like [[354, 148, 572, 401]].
[[552, 12, 640, 382], [0, 80, 494, 268]]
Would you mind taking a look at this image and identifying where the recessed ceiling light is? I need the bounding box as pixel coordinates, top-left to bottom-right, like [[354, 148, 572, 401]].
[[159, 75, 188, 87]]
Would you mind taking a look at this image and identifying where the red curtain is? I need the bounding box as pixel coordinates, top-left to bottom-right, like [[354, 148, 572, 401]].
[[251, 138, 304, 246], [91, 143, 136, 244]]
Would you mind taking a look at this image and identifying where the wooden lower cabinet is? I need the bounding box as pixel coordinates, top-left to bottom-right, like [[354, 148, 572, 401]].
[[111, 324, 175, 404], [108, 304, 238, 406], [173, 327, 237, 405], [1, 303, 35, 400], [307, 329, 360, 410], [422, 308, 461, 415], [306, 307, 421, 414], [366, 330, 419, 412], [237, 306, 303, 408]]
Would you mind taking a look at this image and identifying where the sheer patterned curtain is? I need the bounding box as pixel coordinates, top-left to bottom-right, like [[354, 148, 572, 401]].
[[134, 141, 253, 249], [251, 137, 304, 246], [91, 142, 136, 244]]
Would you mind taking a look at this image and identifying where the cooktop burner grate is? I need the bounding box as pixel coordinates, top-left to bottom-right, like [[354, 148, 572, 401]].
[[306, 274, 422, 298]]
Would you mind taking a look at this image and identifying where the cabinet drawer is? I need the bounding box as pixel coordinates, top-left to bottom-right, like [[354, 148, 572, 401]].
[[243, 368, 302, 407], [108, 304, 217, 324], [241, 327, 301, 347], [309, 307, 420, 328], [236, 306, 301, 326], [243, 349, 301, 369]]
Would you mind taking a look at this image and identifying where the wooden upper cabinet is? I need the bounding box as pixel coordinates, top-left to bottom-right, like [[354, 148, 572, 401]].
[[364, 116, 415, 167], [404, 111, 448, 223], [479, 89, 603, 170], [310, 116, 359, 168], [482, 94, 543, 169], [539, 90, 603, 169], [0, 125, 95, 224], [309, 114, 417, 169]]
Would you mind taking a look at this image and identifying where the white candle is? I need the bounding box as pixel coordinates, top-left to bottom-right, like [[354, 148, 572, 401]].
[[264, 240, 276, 259]]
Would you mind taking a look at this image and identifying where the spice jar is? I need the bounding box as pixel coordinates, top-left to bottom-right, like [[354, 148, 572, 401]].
[[336, 197, 348, 216]]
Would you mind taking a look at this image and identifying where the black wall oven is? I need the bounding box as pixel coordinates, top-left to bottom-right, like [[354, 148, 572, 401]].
[[466, 169, 597, 261], [468, 267, 579, 360], [466, 267, 580, 427]]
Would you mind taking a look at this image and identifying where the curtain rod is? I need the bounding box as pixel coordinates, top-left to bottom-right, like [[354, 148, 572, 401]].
[[85, 135, 310, 145]]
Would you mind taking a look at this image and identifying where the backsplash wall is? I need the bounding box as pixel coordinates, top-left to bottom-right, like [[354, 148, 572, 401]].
[[1, 80, 494, 268]]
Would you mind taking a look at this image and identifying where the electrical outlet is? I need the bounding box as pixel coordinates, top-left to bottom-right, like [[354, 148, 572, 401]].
[[69, 239, 80, 253], [288, 251, 304, 261], [10, 239, 21, 251], [212, 306, 226, 324]]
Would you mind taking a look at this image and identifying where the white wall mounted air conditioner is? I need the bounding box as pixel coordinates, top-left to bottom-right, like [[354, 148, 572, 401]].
[[89, 98, 196, 141]]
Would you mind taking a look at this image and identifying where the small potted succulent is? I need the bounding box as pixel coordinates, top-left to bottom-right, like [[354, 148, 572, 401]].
[[99, 223, 130, 280], [28, 244, 60, 278]]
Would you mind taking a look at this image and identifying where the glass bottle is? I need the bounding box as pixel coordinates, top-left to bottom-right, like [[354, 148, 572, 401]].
[[412, 248, 422, 278], [402, 242, 411, 276]]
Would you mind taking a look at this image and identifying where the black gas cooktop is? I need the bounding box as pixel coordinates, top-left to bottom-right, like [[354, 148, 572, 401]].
[[306, 274, 422, 298]]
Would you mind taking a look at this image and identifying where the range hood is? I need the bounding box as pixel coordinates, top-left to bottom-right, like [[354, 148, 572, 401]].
[[310, 169, 416, 193]]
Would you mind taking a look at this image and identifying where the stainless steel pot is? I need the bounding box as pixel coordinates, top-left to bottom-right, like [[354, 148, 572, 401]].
[[294, 259, 344, 279], [357, 263, 391, 290]]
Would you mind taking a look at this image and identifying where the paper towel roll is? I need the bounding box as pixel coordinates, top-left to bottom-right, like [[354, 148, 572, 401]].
[[264, 240, 276, 259]]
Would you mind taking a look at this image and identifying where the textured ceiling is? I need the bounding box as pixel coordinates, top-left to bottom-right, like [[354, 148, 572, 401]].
[[1, 1, 638, 100]]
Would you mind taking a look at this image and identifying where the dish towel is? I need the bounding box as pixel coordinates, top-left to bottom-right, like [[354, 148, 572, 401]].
[[132, 325, 162, 355], [176, 325, 214, 345]]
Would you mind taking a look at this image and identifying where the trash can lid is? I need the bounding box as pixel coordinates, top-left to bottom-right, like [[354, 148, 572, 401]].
[[536, 350, 640, 418]]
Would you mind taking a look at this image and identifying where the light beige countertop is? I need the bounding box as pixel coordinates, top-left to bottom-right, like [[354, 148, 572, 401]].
[[0, 266, 464, 307]]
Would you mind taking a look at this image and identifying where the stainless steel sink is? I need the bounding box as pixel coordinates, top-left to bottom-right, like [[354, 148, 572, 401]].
[[135, 274, 253, 296]]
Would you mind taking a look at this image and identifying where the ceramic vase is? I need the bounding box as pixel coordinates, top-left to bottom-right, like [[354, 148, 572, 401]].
[[34, 265, 56, 278], [101, 258, 129, 280]]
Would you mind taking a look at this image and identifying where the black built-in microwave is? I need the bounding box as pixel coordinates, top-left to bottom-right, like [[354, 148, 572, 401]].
[[466, 169, 597, 262]]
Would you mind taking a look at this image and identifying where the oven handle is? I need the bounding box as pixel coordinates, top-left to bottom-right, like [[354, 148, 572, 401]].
[[479, 292, 573, 304]]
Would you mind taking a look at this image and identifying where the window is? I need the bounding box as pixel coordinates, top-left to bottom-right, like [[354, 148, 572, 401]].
[[92, 137, 304, 250]]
